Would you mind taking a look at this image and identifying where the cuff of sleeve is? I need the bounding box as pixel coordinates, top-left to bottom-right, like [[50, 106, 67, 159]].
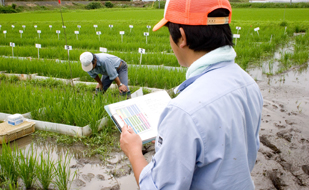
[[139, 157, 158, 189]]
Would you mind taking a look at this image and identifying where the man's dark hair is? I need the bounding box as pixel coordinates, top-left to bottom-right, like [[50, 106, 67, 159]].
[[167, 8, 233, 52]]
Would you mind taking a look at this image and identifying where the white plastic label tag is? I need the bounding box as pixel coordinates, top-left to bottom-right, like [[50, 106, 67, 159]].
[[138, 48, 145, 54], [64, 45, 72, 50], [35, 44, 41, 48]]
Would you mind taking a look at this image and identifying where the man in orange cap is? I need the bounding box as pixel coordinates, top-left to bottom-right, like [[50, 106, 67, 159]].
[[120, 0, 263, 189]]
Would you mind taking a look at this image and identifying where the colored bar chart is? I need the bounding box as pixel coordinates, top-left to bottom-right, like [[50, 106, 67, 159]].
[[115, 104, 151, 134]]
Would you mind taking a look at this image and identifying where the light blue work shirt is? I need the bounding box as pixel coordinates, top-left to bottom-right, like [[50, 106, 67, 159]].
[[87, 53, 121, 80], [139, 60, 263, 190]]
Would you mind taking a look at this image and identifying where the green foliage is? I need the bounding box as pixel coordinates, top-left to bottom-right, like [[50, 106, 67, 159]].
[[0, 6, 18, 13], [280, 21, 288, 27], [53, 154, 76, 190], [105, 1, 114, 8], [0, 143, 19, 185], [36, 152, 55, 190], [85, 2, 102, 10], [17, 146, 37, 189], [11, 4, 17, 10]]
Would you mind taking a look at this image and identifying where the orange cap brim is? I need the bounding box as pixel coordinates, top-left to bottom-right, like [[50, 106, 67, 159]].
[[153, 18, 169, 32]]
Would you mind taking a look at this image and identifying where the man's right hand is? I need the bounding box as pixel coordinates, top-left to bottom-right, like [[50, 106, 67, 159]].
[[96, 83, 103, 91]]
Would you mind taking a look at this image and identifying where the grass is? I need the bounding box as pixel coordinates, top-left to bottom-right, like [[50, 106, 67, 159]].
[[36, 152, 55, 190], [17, 145, 37, 189], [53, 153, 76, 190]]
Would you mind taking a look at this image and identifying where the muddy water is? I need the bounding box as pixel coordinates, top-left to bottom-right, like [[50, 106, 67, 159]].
[[4, 59, 309, 190]]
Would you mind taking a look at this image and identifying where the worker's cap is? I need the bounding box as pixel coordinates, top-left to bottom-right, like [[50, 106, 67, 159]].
[[80, 52, 94, 72], [153, 0, 232, 32]]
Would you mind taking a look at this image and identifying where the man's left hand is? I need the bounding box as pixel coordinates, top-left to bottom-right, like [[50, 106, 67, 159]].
[[120, 124, 142, 159]]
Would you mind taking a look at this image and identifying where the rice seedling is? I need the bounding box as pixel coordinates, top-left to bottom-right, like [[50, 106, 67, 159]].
[[17, 145, 37, 189], [35, 151, 55, 190], [53, 153, 76, 190], [0, 143, 19, 186]]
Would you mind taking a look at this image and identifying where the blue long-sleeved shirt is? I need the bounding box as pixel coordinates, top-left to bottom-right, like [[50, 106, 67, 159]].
[[139, 60, 263, 190], [87, 53, 121, 80]]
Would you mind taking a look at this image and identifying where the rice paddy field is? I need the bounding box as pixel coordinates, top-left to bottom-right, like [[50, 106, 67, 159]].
[[0, 5, 309, 190]]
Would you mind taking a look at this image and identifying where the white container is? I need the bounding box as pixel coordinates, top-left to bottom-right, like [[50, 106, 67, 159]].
[[8, 114, 24, 126]]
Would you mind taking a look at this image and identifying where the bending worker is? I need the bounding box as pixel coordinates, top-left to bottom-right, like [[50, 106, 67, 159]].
[[80, 52, 130, 97], [120, 0, 263, 189]]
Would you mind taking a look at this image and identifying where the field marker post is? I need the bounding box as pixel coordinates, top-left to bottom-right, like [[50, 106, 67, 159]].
[[144, 32, 149, 44], [11, 25, 15, 30], [56, 30, 61, 40], [109, 25, 113, 30], [35, 44, 41, 59], [119, 31, 125, 43], [37, 30, 41, 39], [96, 31, 101, 41], [100, 47, 107, 53], [64, 45, 72, 61], [254, 27, 260, 36], [129, 25, 133, 32], [236, 26, 241, 34], [269, 35, 272, 43], [22, 25, 26, 30], [138, 48, 145, 65], [49, 25, 52, 31], [3, 30, 7, 38], [10, 42, 15, 57], [34, 25, 37, 30], [77, 25, 81, 31], [75, 31, 79, 40], [0, 25, 1, 31], [19, 30, 23, 38], [284, 26, 287, 35], [233, 34, 240, 46], [147, 25, 151, 33], [94, 24, 98, 31]]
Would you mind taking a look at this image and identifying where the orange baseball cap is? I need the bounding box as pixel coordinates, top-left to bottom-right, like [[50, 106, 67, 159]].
[[153, 0, 232, 31]]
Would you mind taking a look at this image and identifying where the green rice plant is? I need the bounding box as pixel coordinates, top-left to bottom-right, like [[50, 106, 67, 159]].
[[17, 145, 37, 189], [35, 151, 55, 190], [53, 154, 76, 190], [0, 143, 19, 185]]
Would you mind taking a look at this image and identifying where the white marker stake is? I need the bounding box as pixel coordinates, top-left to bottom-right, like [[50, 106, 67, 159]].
[[37, 30, 41, 39], [129, 25, 133, 32], [96, 31, 101, 41], [284, 26, 287, 35], [74, 31, 79, 40], [10, 42, 15, 57], [64, 45, 72, 61], [254, 27, 260, 36], [236, 26, 241, 34], [19, 30, 23, 38], [0, 25, 1, 31], [269, 35, 272, 43], [77, 25, 81, 31], [3, 30, 7, 38], [138, 48, 145, 65], [94, 25, 98, 31], [34, 25, 37, 30], [119, 31, 125, 43], [62, 26, 66, 29], [144, 32, 149, 44], [56, 30, 61, 40], [35, 44, 41, 59], [11, 25, 15, 30], [109, 25, 113, 30], [22, 25, 26, 30], [233, 34, 240, 45], [100, 47, 107, 53], [147, 25, 151, 33], [49, 25, 52, 31]]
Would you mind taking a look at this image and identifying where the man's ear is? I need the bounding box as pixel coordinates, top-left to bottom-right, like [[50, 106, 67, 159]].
[[178, 27, 187, 48]]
